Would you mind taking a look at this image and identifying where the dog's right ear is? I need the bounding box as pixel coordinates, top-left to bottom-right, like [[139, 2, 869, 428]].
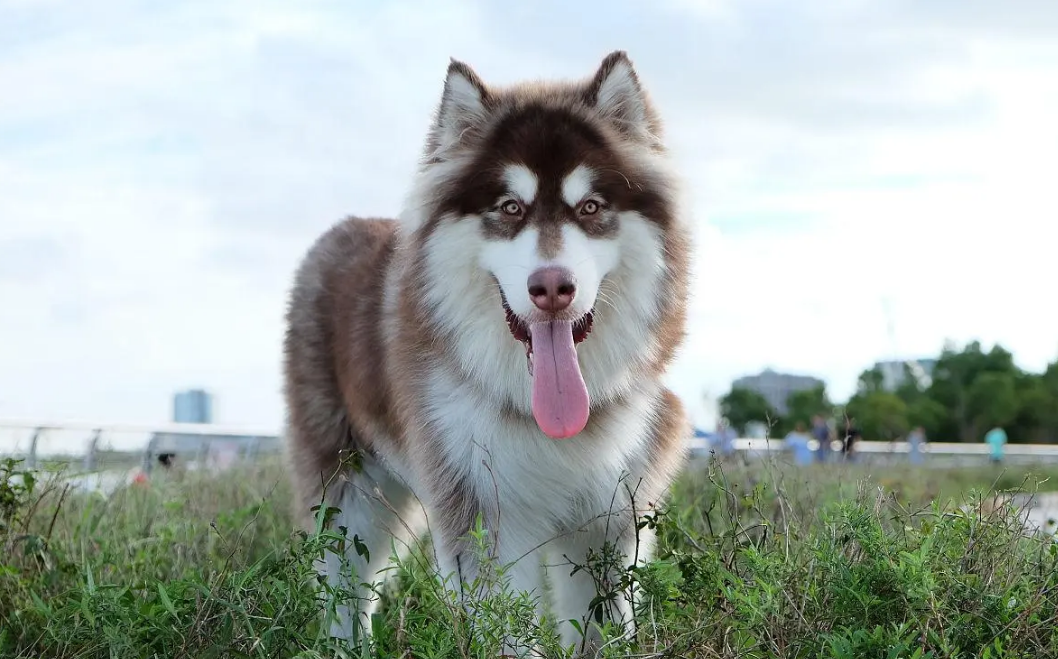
[[430, 59, 491, 155]]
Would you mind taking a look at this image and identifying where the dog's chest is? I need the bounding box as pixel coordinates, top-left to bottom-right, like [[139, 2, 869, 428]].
[[425, 368, 658, 526]]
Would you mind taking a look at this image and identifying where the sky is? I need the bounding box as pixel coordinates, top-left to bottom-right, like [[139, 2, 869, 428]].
[[1, 0, 1057, 438]]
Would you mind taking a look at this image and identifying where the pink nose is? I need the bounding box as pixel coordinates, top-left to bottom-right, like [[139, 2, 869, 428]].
[[527, 266, 576, 312]]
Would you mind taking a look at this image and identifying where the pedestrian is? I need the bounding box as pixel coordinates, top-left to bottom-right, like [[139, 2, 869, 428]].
[[841, 425, 861, 463], [907, 426, 926, 465], [785, 422, 814, 466], [984, 426, 1007, 464], [811, 414, 831, 463], [715, 417, 736, 457]]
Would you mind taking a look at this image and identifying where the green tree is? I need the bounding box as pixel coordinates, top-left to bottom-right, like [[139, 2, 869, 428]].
[[719, 387, 780, 435], [926, 341, 1022, 442], [1038, 360, 1058, 442], [726, 349, 1058, 445], [843, 391, 910, 441], [785, 384, 832, 430], [906, 397, 947, 438], [965, 371, 1018, 439], [856, 366, 886, 396], [1009, 373, 1053, 443]]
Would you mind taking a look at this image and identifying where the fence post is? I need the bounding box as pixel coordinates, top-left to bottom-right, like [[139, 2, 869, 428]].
[[143, 433, 158, 475], [246, 436, 261, 463], [195, 437, 211, 470], [26, 427, 41, 470]]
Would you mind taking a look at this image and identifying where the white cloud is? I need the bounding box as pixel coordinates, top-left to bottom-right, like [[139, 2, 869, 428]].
[[1, 0, 1056, 440]]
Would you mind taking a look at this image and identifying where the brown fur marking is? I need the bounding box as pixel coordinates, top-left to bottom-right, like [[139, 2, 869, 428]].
[[282, 216, 405, 523]]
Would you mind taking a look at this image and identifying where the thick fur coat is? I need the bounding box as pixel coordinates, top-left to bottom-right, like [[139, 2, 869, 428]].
[[282, 50, 692, 656]]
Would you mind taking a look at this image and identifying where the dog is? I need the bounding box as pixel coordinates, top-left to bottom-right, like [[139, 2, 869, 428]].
[[282, 50, 692, 656]]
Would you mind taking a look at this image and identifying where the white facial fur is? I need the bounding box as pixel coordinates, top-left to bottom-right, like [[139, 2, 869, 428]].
[[503, 164, 539, 205], [481, 223, 620, 320], [561, 165, 594, 208], [480, 165, 619, 321]]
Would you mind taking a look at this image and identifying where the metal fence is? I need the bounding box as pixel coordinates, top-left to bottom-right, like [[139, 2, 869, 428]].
[[0, 418, 282, 478]]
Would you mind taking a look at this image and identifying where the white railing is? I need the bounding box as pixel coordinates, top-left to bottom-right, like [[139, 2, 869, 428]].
[[4, 418, 1058, 472], [690, 437, 1058, 458], [0, 418, 283, 473], [0, 418, 282, 438]]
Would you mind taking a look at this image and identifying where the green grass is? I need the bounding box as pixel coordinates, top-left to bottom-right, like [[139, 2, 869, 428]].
[[2, 455, 1057, 658]]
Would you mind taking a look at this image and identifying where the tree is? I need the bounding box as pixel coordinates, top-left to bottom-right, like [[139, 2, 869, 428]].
[[1038, 360, 1058, 443], [719, 387, 779, 435], [857, 366, 886, 396], [966, 370, 1019, 439], [1010, 374, 1053, 443], [785, 384, 832, 429], [927, 341, 1022, 442], [906, 397, 947, 438], [721, 346, 1058, 444], [843, 391, 910, 441]]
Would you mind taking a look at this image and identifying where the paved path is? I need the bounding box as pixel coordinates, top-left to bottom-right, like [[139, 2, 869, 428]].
[[1012, 491, 1058, 538]]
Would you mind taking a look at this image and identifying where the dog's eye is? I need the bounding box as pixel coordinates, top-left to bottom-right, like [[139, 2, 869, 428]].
[[579, 199, 602, 216], [500, 200, 523, 216]]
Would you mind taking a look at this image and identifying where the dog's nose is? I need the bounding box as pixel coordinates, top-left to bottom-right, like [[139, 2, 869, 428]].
[[527, 266, 576, 312]]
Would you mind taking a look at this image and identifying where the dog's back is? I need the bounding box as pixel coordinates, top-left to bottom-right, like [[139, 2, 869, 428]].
[[282, 216, 404, 520]]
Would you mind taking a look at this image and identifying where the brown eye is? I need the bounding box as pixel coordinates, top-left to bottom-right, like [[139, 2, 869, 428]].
[[580, 199, 601, 215], [501, 200, 522, 216]]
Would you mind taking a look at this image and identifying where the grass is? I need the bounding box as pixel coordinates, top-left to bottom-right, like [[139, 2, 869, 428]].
[[2, 454, 1057, 658]]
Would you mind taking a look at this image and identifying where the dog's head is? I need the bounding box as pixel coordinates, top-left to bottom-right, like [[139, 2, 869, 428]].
[[401, 51, 689, 439]]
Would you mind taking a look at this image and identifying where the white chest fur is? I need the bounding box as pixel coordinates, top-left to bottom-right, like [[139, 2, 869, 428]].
[[421, 366, 660, 535]]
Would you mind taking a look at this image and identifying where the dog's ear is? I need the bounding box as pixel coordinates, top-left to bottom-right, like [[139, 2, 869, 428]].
[[586, 51, 649, 132], [430, 58, 491, 156]]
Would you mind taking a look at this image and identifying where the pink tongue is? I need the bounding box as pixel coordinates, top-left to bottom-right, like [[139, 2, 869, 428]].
[[529, 320, 590, 439]]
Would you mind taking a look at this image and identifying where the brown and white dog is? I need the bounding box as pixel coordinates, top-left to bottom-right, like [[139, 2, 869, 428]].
[[282, 50, 692, 655]]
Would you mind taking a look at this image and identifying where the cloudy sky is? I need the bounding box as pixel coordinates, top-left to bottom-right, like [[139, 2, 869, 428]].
[[1, 0, 1056, 435]]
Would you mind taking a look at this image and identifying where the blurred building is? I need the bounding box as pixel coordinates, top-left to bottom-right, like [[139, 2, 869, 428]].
[[173, 389, 213, 424], [872, 358, 937, 391], [732, 368, 824, 415]]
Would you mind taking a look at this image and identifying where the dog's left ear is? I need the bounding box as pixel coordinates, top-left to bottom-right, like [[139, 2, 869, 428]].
[[586, 51, 648, 131]]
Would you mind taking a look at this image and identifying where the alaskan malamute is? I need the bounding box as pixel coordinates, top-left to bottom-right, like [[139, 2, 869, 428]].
[[282, 50, 692, 655]]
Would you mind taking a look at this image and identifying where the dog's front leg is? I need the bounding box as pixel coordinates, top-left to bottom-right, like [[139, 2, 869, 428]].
[[430, 502, 548, 657], [548, 517, 657, 655]]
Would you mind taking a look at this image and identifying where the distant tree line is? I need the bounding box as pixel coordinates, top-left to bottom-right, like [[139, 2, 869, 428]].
[[718, 341, 1058, 443]]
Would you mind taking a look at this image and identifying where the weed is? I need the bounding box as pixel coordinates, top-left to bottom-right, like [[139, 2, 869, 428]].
[[1, 455, 1056, 658]]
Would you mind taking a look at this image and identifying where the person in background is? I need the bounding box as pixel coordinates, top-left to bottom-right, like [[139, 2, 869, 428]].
[[811, 414, 831, 463], [128, 452, 180, 488], [907, 426, 926, 465], [841, 424, 861, 463], [784, 422, 814, 466], [985, 425, 1008, 464], [714, 417, 736, 457]]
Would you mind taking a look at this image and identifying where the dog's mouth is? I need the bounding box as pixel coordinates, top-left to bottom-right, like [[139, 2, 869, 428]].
[[498, 289, 594, 441], [501, 297, 594, 350]]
